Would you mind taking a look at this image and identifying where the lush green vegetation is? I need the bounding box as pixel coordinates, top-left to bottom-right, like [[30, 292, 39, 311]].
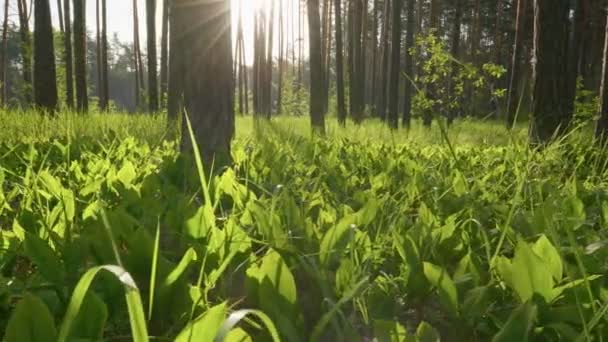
[[1, 111, 607, 341]]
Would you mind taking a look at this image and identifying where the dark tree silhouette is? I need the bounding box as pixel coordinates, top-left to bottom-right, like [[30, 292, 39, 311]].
[[147, 0, 158, 112], [597, 7, 608, 141], [334, 0, 347, 125], [402, 0, 415, 127], [387, 0, 402, 129], [74, 0, 89, 112], [308, 0, 325, 133], [64, 0, 74, 108], [33, 0, 58, 112]]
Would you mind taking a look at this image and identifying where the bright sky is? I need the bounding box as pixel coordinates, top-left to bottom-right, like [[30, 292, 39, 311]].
[[1, 0, 309, 65]]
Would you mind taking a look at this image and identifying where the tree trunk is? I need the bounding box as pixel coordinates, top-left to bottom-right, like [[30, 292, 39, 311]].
[[529, 0, 572, 143], [596, 8, 608, 141], [96, 0, 102, 108], [334, 0, 346, 125], [57, 0, 64, 32], [378, 0, 391, 121], [160, 0, 169, 105], [147, 0, 158, 112], [73, 0, 88, 112], [506, 0, 527, 127], [387, 0, 402, 129], [17, 0, 32, 104], [63, 0, 74, 108], [101, 0, 109, 111], [174, 0, 234, 166], [308, 0, 325, 133], [402, 0, 415, 127], [34, 0, 58, 113], [167, 0, 182, 121], [566, 0, 584, 116], [277, 0, 284, 114], [0, 0, 9, 107], [352, 0, 364, 122], [266, 0, 275, 118], [448, 0, 462, 124], [370, 0, 379, 115]]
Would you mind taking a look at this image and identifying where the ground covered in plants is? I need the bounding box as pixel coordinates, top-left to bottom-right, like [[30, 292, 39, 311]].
[[1, 114, 608, 341]]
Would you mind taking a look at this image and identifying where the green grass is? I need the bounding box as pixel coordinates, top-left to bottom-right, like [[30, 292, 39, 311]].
[[1, 109, 607, 341]]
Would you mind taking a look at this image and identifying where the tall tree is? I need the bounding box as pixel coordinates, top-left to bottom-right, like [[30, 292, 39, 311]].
[[167, 0, 182, 120], [266, 0, 275, 118], [307, 0, 325, 132], [277, 0, 285, 114], [0, 0, 9, 107], [506, 0, 528, 127], [448, 0, 462, 123], [370, 0, 379, 113], [402, 0, 415, 127], [160, 0, 169, 105], [96, 0, 103, 108], [173, 0, 234, 165], [57, 0, 64, 32], [33, 0, 58, 112], [334, 0, 346, 125], [133, 0, 144, 110], [387, 0, 402, 129], [64, 0, 74, 108], [17, 0, 32, 103], [377, 0, 391, 121], [597, 7, 608, 141], [73, 0, 88, 112], [101, 0, 109, 110], [529, 0, 572, 143], [147, 0, 158, 112]]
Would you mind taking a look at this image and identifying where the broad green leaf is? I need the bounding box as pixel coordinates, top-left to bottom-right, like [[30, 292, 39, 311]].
[[423, 262, 459, 316], [162, 248, 197, 289], [4, 293, 57, 342], [117, 160, 137, 187], [492, 301, 537, 342], [39, 170, 64, 197], [416, 321, 440, 342], [258, 249, 297, 308], [532, 235, 562, 282], [214, 309, 280, 342], [175, 302, 226, 342], [24, 231, 66, 285], [495, 240, 554, 303], [69, 292, 108, 340], [319, 215, 356, 266], [373, 320, 410, 342]]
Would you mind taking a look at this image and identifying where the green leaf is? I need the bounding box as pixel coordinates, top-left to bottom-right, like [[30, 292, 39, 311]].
[[68, 292, 108, 340], [492, 301, 537, 342], [117, 160, 137, 187], [416, 321, 440, 342], [423, 262, 459, 316], [495, 240, 554, 303], [532, 235, 562, 282], [175, 302, 226, 342], [24, 231, 66, 285], [319, 215, 356, 266], [214, 309, 280, 342], [39, 170, 64, 197], [258, 249, 297, 308], [373, 320, 410, 342], [4, 293, 57, 342]]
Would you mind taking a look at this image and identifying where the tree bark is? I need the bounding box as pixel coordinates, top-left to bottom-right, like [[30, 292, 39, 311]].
[[17, 0, 32, 104], [448, 0, 462, 124], [307, 0, 325, 133], [402, 0, 415, 128], [34, 0, 58, 113], [73, 0, 88, 112], [167, 0, 182, 121], [57, 0, 64, 32], [174, 0, 234, 166], [277, 0, 284, 114], [266, 0, 275, 118], [0, 0, 9, 107], [96, 0, 102, 108], [387, 0, 402, 129], [506, 0, 527, 127], [63, 0, 74, 108], [596, 7, 608, 141], [378, 0, 391, 121], [370, 0, 379, 115], [160, 0, 169, 105], [101, 0, 109, 111], [334, 0, 346, 125], [529, 0, 572, 143], [147, 0, 158, 112]]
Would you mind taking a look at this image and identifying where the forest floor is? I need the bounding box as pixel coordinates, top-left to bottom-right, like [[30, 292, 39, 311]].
[[0, 111, 607, 341]]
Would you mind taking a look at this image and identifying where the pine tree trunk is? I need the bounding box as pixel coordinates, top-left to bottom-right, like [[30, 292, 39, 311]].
[[529, 0, 572, 143], [17, 0, 32, 104], [387, 0, 402, 129], [57, 0, 64, 32], [63, 0, 74, 108], [167, 0, 182, 121], [147, 0, 158, 112], [34, 0, 58, 113], [160, 0, 169, 105], [448, 0, 462, 124], [174, 0, 234, 166], [101, 0, 109, 111], [378, 0, 391, 121], [73, 0, 88, 112], [266, 0, 275, 118], [352, 0, 364, 123], [278, 0, 284, 114], [334, 0, 346, 125], [0, 0, 9, 107], [506, 0, 527, 127], [402, 0, 415, 127], [596, 8, 608, 141], [370, 0, 379, 116], [96, 0, 103, 108], [308, 0, 325, 133]]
